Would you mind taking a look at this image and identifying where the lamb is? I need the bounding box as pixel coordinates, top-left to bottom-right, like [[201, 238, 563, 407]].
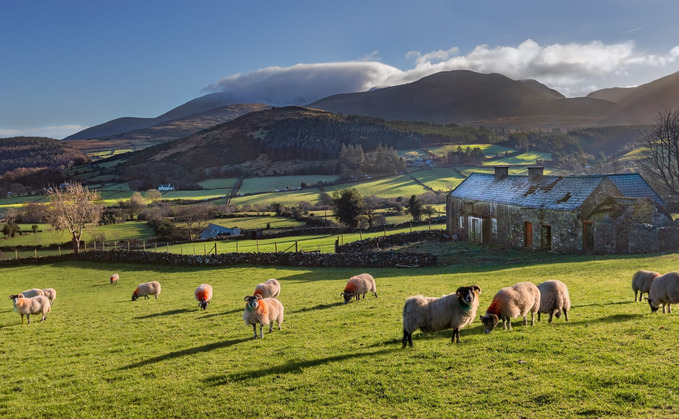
[[42, 288, 57, 305], [253, 278, 280, 298], [480, 282, 540, 333], [647, 272, 679, 313], [632, 270, 661, 302], [20, 288, 44, 298], [402, 285, 481, 347], [131, 281, 161, 301], [340, 273, 377, 304], [195, 284, 213, 310], [110, 273, 120, 285], [242, 294, 284, 338], [536, 280, 570, 322], [8, 294, 51, 324]]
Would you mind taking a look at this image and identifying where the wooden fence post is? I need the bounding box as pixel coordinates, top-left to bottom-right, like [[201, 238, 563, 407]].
[[275, 241, 278, 252]]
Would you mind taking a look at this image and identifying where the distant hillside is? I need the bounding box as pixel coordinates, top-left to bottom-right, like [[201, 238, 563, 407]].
[[0, 137, 88, 173]]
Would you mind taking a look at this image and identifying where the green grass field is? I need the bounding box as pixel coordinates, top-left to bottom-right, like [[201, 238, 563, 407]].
[[410, 168, 466, 192], [328, 175, 429, 199], [427, 143, 515, 158], [2, 252, 679, 417], [239, 175, 338, 195], [197, 178, 238, 189], [483, 151, 552, 166]]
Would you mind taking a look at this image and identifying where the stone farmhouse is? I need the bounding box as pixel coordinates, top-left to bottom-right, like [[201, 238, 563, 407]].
[[446, 166, 675, 254]]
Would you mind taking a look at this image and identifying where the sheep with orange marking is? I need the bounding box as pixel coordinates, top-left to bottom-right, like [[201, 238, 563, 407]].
[[131, 281, 161, 301], [42, 288, 57, 305], [253, 278, 280, 299], [340, 273, 377, 304], [632, 270, 661, 302], [8, 294, 51, 324], [242, 294, 284, 338], [402, 285, 481, 347], [480, 282, 540, 333], [195, 284, 213, 310], [20, 288, 44, 298], [110, 273, 120, 285]]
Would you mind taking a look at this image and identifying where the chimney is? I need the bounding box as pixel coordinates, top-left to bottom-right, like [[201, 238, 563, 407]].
[[494, 166, 509, 180], [528, 166, 544, 182]]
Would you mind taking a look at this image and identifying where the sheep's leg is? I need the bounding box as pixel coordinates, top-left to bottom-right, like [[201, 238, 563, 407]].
[[252, 324, 258, 338], [563, 309, 569, 321], [635, 291, 638, 301], [548, 312, 553, 323], [41, 313, 46, 322], [259, 324, 264, 338], [538, 312, 541, 322], [530, 312, 535, 326], [402, 331, 409, 348], [373, 292, 378, 298], [451, 328, 460, 344], [154, 295, 158, 299], [663, 304, 666, 314], [20, 313, 24, 324], [26, 314, 31, 324], [523, 316, 527, 326]]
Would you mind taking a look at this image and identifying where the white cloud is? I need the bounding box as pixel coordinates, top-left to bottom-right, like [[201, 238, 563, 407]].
[[0, 125, 87, 140], [205, 40, 679, 102]]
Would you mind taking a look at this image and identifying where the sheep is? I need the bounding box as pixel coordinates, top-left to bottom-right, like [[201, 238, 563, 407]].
[[480, 282, 540, 333], [195, 284, 213, 310], [20, 288, 44, 298], [340, 273, 377, 304], [131, 281, 161, 301], [402, 284, 481, 347], [242, 294, 284, 338], [110, 273, 120, 285], [42, 288, 57, 305], [536, 280, 570, 322], [632, 270, 661, 302], [253, 278, 280, 299], [8, 294, 51, 324], [647, 272, 679, 313]]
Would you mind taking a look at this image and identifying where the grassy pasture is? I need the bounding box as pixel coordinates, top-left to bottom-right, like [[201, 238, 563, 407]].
[[410, 168, 466, 192], [197, 178, 238, 189], [230, 189, 322, 208], [239, 175, 338, 195], [483, 151, 552, 166], [2, 252, 679, 417], [328, 175, 429, 199], [427, 143, 515, 158]]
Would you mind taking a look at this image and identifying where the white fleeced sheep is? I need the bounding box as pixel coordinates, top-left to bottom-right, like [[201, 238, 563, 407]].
[[9, 294, 51, 324], [647, 272, 679, 313], [340, 273, 377, 304], [131, 281, 161, 301], [402, 285, 482, 347], [632, 270, 661, 302], [480, 282, 540, 333], [20, 288, 44, 298], [242, 295, 284, 338], [42, 288, 57, 305], [195, 284, 213, 310], [110, 273, 120, 285], [536, 280, 570, 322], [253, 278, 280, 299]]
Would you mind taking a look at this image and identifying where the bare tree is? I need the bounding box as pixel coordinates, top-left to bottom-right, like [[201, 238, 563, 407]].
[[176, 203, 214, 240], [46, 183, 102, 254], [640, 109, 679, 194]]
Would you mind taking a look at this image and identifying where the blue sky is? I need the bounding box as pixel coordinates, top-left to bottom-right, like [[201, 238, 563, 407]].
[[2, 0, 679, 139]]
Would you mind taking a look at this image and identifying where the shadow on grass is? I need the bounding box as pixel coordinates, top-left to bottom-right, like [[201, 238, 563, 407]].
[[290, 301, 345, 313], [119, 337, 250, 370], [204, 347, 399, 385], [198, 308, 242, 319], [133, 308, 193, 319], [573, 300, 636, 308]]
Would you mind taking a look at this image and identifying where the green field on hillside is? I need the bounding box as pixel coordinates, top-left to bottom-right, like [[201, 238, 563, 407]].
[[410, 168, 466, 192], [427, 143, 515, 158], [328, 175, 429, 199], [197, 178, 238, 189], [239, 175, 338, 195], [483, 151, 552, 166], [3, 252, 679, 417]]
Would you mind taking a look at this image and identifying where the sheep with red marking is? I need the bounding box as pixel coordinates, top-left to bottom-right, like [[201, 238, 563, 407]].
[[253, 278, 280, 299], [480, 282, 540, 333], [647, 272, 679, 313], [242, 294, 284, 338], [131, 281, 161, 301], [42, 288, 56, 305], [110, 273, 119, 285], [402, 285, 481, 347], [340, 273, 377, 304], [8, 294, 51, 324], [537, 280, 570, 322], [632, 270, 661, 302], [195, 284, 213, 310]]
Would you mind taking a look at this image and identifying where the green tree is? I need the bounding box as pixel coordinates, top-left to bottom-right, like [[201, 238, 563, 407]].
[[405, 194, 424, 221], [331, 188, 365, 228]]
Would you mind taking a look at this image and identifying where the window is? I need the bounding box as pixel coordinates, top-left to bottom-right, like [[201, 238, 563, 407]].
[[459, 216, 464, 229], [469, 217, 483, 244], [492, 217, 498, 237]]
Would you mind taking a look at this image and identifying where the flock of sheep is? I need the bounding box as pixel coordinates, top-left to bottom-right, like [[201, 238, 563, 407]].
[[8, 268, 677, 346]]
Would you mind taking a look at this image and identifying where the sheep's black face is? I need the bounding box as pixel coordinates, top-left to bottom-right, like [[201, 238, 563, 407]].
[[342, 292, 354, 304], [648, 298, 659, 312], [480, 314, 499, 334], [244, 296, 259, 310], [199, 301, 209, 310], [131, 294, 138, 301]]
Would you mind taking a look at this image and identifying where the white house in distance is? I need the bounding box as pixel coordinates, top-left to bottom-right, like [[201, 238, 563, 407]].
[[157, 184, 175, 191]]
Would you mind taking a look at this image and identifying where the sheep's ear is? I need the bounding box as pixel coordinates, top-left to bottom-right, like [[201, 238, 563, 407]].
[[340, 292, 344, 296], [244, 296, 250, 302], [455, 287, 465, 295], [472, 285, 481, 293], [255, 294, 262, 300]]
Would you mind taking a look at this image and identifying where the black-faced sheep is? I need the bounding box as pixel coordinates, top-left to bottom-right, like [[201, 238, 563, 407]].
[[42, 288, 56, 305], [110, 273, 120, 285], [131, 281, 161, 301], [20, 288, 44, 298], [480, 282, 540, 333], [536, 280, 570, 322], [632, 270, 661, 302], [242, 295, 284, 338], [253, 278, 280, 299], [647, 272, 679, 313], [195, 284, 213, 310], [8, 294, 51, 324], [402, 285, 481, 347], [341, 273, 377, 304]]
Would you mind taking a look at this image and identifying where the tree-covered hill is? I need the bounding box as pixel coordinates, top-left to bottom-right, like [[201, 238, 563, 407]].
[[0, 137, 89, 173]]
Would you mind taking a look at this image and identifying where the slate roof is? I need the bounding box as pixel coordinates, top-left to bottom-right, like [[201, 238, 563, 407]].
[[450, 172, 665, 211], [200, 223, 241, 240]]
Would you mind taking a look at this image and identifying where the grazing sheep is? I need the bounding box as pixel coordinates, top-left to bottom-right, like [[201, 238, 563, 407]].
[[20, 288, 44, 298], [253, 278, 280, 299], [42, 288, 57, 305], [195, 284, 213, 310], [131, 281, 161, 301], [536, 280, 570, 322], [480, 282, 540, 333], [110, 273, 120, 285], [242, 295, 284, 338], [632, 270, 661, 302], [402, 285, 482, 347], [8, 294, 51, 324], [340, 273, 377, 304], [647, 272, 679, 313]]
